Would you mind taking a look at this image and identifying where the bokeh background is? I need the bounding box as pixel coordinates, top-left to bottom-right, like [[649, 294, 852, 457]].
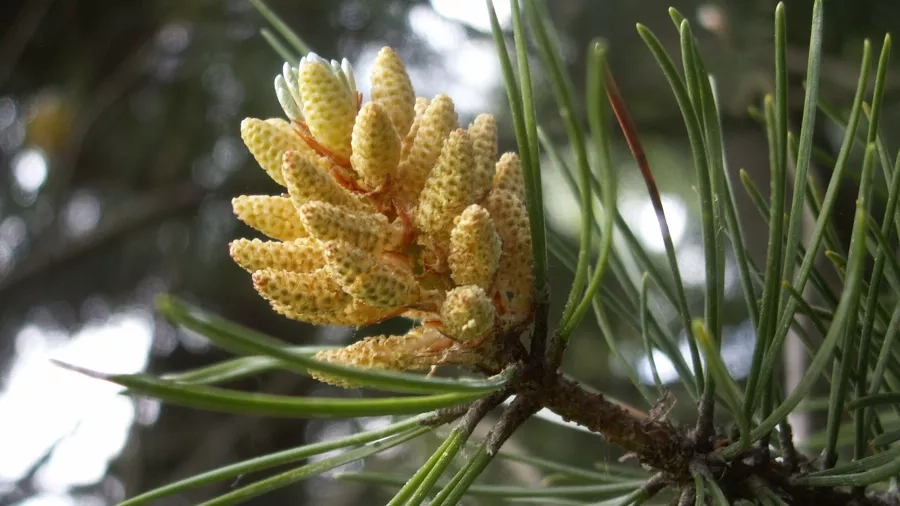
[[1, 0, 898, 504]]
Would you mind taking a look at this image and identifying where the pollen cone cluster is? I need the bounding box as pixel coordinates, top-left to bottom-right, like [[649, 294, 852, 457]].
[[232, 47, 534, 386]]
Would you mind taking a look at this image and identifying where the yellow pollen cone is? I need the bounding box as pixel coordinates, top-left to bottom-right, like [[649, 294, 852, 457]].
[[370, 47, 416, 138], [441, 285, 495, 341], [229, 238, 324, 273], [448, 204, 502, 290], [297, 57, 356, 159], [240, 118, 310, 186], [231, 195, 307, 241], [350, 102, 401, 191]]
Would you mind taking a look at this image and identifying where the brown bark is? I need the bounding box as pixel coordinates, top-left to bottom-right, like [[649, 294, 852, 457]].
[[538, 374, 692, 477]]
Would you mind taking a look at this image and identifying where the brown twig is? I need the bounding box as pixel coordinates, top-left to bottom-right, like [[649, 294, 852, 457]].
[[694, 393, 716, 451], [485, 396, 537, 455], [639, 472, 670, 502], [778, 418, 800, 472], [537, 374, 692, 477], [465, 307, 695, 476], [457, 385, 513, 436], [529, 284, 552, 370], [677, 485, 695, 506], [419, 403, 472, 428]]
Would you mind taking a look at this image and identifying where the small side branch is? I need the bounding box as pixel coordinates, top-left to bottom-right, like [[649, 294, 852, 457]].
[[486, 396, 538, 455], [694, 393, 716, 451]]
